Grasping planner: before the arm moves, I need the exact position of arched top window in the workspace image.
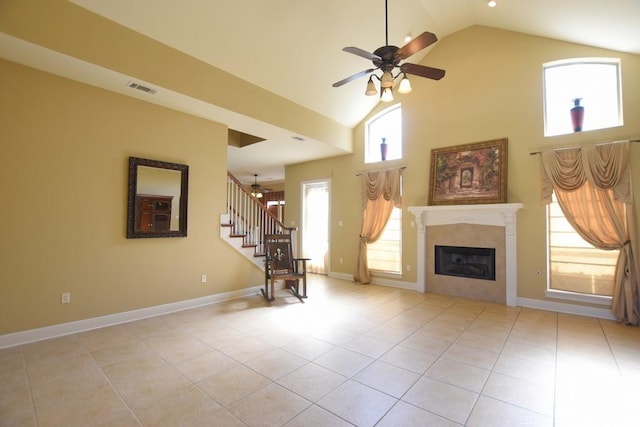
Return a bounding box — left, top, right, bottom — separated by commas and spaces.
365, 104, 402, 163
543, 58, 622, 136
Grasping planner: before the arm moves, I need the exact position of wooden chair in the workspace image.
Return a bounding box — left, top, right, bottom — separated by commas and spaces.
262, 233, 309, 302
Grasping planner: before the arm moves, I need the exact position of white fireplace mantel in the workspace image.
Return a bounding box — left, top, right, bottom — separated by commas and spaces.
408, 203, 523, 306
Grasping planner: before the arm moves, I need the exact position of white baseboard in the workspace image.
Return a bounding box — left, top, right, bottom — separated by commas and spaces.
370, 277, 417, 291
0, 284, 271, 349
328, 272, 355, 282
327, 271, 416, 291
517, 297, 616, 320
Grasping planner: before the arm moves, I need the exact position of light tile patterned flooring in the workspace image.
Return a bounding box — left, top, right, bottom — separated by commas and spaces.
2, 275, 639, 426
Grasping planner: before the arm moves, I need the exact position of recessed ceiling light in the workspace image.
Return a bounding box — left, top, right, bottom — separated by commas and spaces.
488, 1, 497, 7
404, 33, 412, 43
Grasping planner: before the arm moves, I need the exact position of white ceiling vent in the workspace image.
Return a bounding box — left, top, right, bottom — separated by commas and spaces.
126, 81, 157, 94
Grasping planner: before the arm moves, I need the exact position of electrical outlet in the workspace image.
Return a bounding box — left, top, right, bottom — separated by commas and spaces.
339, 257, 344, 264
201, 274, 207, 284
406, 264, 411, 272
61, 292, 71, 304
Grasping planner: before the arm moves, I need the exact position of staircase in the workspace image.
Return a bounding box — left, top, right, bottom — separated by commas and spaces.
220, 172, 297, 269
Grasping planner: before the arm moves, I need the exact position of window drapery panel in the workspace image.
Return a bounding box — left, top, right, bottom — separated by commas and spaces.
541, 142, 639, 325
356, 168, 403, 284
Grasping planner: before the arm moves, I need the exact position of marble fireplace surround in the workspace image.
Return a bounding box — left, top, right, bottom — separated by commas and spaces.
408, 203, 523, 306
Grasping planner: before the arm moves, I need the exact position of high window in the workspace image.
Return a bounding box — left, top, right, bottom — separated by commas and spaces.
547, 192, 618, 303
365, 104, 402, 163
543, 58, 622, 136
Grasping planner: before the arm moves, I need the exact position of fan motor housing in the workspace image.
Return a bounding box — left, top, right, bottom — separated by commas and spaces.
372, 45, 401, 71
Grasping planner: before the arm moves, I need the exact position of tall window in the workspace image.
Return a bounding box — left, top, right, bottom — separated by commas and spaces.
364, 104, 403, 273
365, 104, 402, 163
367, 206, 402, 274
543, 58, 622, 136
547, 192, 618, 300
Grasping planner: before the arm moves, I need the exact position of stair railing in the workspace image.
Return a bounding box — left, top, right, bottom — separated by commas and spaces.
226, 172, 297, 255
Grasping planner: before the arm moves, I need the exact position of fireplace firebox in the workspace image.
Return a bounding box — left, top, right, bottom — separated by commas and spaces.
435, 245, 496, 281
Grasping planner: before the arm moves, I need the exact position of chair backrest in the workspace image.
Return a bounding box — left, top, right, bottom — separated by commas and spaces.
264, 234, 294, 274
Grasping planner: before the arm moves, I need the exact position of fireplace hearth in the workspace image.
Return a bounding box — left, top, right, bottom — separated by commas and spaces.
435, 245, 496, 281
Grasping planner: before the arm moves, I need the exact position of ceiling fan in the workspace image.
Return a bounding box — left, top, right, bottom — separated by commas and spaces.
250, 174, 271, 198
332, 0, 445, 101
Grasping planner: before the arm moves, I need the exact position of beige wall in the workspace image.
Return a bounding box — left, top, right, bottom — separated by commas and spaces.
0, 60, 263, 335
287, 26, 640, 306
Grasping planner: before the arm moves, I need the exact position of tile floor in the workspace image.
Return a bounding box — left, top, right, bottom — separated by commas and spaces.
1, 275, 639, 426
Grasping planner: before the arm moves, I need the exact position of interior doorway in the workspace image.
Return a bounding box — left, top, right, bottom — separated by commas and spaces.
301, 180, 330, 274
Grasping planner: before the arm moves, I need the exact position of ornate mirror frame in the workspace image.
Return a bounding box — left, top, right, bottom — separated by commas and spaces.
127, 157, 189, 238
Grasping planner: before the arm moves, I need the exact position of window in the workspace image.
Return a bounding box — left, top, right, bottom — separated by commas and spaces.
367, 206, 402, 274
547, 193, 618, 301
365, 104, 402, 163
543, 58, 622, 136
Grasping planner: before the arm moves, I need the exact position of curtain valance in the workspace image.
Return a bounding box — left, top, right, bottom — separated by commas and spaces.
360, 168, 403, 208
541, 142, 631, 204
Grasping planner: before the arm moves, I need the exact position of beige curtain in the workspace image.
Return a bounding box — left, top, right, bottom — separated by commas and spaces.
541, 142, 640, 324
355, 168, 403, 284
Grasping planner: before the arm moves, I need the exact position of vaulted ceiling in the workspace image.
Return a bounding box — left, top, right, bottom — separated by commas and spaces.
3, 1, 639, 184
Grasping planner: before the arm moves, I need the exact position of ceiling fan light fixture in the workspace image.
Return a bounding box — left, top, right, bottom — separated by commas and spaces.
333, 0, 446, 102
365, 76, 378, 96
380, 71, 394, 88
380, 87, 394, 102
398, 73, 412, 94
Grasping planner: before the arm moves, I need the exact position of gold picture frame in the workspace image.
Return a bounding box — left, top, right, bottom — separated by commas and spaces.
428, 138, 508, 205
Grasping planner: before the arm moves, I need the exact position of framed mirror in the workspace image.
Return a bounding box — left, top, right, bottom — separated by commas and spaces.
127, 157, 189, 238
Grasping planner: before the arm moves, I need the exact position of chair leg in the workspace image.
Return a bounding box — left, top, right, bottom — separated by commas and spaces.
301, 276, 307, 298
260, 282, 271, 302
269, 278, 275, 301
285, 279, 306, 303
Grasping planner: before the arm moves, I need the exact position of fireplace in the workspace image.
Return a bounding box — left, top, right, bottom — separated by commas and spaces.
408, 203, 522, 306
435, 245, 496, 281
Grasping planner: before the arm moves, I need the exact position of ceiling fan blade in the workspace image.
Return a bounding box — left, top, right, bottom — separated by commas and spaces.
400, 63, 446, 80
396, 31, 438, 60
342, 47, 381, 61
332, 68, 376, 87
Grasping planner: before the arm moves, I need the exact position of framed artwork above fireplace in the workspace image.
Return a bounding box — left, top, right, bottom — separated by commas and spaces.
428, 138, 508, 205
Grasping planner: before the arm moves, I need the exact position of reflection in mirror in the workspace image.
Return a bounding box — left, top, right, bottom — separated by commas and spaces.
127, 157, 188, 238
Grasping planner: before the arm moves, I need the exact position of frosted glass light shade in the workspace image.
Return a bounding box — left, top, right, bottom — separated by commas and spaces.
365, 77, 378, 96
398, 75, 412, 94
380, 72, 394, 88
381, 87, 394, 102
